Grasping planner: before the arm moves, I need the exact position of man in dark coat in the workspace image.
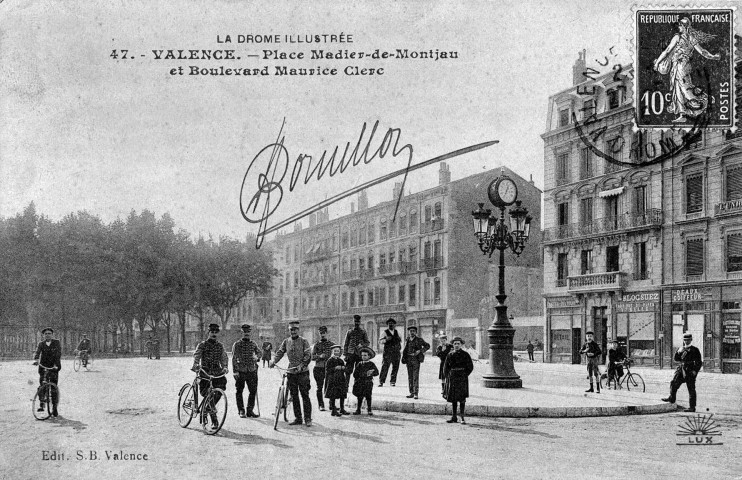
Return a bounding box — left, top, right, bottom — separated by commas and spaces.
401, 325, 430, 399
343, 314, 370, 391
526, 341, 535, 361
324, 345, 349, 416
311, 326, 335, 411
352, 347, 379, 415
579, 331, 602, 393
443, 336, 474, 424
662, 332, 703, 412
192, 323, 229, 430
379, 318, 402, 387
33, 327, 62, 417
435, 335, 453, 396
232, 324, 261, 418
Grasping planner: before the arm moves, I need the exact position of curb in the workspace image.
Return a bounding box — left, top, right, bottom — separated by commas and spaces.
372, 400, 681, 418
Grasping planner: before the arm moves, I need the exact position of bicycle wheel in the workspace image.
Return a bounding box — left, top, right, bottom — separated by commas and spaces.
273, 386, 284, 430
177, 384, 196, 428
73, 358, 81, 372
283, 387, 292, 422
202, 388, 227, 435
85, 355, 92, 369
32, 385, 52, 420
626, 373, 645, 393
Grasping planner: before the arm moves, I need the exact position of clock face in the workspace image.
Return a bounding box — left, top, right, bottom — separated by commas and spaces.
498, 178, 518, 205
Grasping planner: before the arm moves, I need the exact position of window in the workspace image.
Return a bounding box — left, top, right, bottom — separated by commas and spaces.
424, 205, 432, 223
606, 245, 619, 272
434, 277, 441, 304
423, 279, 431, 305
379, 287, 386, 305
580, 147, 593, 179
380, 218, 388, 240
359, 223, 366, 245
342, 230, 349, 249
389, 218, 397, 239
358, 290, 365, 306
350, 227, 357, 247
605, 196, 619, 229
434, 239, 442, 262
293, 297, 298, 316
409, 282, 417, 306
634, 242, 647, 280
379, 253, 386, 268
368, 222, 375, 243
285, 273, 291, 291
398, 248, 406, 263
359, 257, 365, 271
324, 294, 329, 308
581, 250, 592, 275
389, 248, 396, 264
686, 238, 704, 277
286, 246, 291, 264
424, 241, 432, 260
558, 202, 570, 226
728, 234, 742, 272
285, 298, 290, 316
368, 254, 374, 272
409, 246, 417, 265
350, 291, 356, 308
399, 213, 407, 235
607, 88, 620, 110
727, 166, 742, 201
556, 153, 569, 185
557, 253, 569, 286
389, 283, 396, 304
342, 257, 348, 272
580, 197, 593, 223
410, 210, 418, 233
332, 233, 337, 251
367, 289, 374, 306
294, 246, 299, 262
434, 202, 442, 219
686, 174, 703, 214
351, 257, 357, 271
582, 99, 594, 120
559, 108, 570, 128
398, 284, 406, 304
634, 186, 647, 214
605, 137, 622, 172
294, 272, 299, 288
332, 294, 337, 308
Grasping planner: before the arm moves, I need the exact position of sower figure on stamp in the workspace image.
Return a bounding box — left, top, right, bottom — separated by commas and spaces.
270, 321, 313, 427
443, 337, 474, 424
435, 334, 453, 396
401, 325, 430, 399
324, 344, 349, 416
312, 325, 335, 412
232, 324, 261, 418
662, 332, 703, 412
33, 327, 62, 417
579, 331, 602, 393
192, 323, 229, 431
378, 318, 402, 387
343, 314, 370, 392
352, 347, 379, 415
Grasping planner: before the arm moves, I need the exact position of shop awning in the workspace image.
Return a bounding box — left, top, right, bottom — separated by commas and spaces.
599, 186, 625, 198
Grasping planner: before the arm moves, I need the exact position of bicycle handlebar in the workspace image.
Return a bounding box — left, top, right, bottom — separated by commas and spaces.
34, 364, 57, 370
272, 365, 302, 373
197, 368, 226, 380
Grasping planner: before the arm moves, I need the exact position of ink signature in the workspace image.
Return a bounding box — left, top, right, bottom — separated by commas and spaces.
240, 119, 498, 248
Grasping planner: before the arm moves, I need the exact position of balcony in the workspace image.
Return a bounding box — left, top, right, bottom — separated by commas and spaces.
542, 209, 662, 244
567, 271, 627, 293
302, 274, 338, 289
304, 245, 335, 263
302, 307, 337, 318
349, 303, 407, 315
421, 256, 445, 270
343, 269, 373, 284
378, 261, 418, 277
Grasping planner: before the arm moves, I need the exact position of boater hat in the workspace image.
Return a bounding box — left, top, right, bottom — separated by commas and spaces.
41, 327, 53, 334
208, 323, 220, 333
451, 336, 464, 344
359, 346, 376, 360
330, 344, 342, 351
586, 331, 594, 335
683, 332, 693, 339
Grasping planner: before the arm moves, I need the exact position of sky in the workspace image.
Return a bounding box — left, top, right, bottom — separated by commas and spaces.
0, 0, 643, 240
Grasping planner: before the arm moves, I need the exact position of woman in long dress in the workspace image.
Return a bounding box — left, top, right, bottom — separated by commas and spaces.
443, 337, 474, 424
653, 17, 720, 123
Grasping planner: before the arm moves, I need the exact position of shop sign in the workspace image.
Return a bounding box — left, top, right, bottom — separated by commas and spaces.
715, 199, 742, 215
546, 297, 579, 309
723, 320, 741, 344
617, 292, 660, 313
672, 288, 709, 302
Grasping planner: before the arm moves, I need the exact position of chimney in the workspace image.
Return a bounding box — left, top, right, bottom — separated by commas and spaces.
351, 202, 356, 214
309, 213, 316, 228
529, 174, 535, 185
358, 190, 369, 211
294, 221, 302, 232
439, 162, 451, 185
572, 49, 586, 86
392, 182, 403, 201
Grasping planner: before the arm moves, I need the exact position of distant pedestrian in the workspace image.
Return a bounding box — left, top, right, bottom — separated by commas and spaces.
324, 345, 349, 416
527, 341, 535, 361
343, 315, 370, 390
352, 347, 379, 415
435, 335, 453, 396
443, 337, 474, 424
261, 339, 273, 368
579, 331, 602, 393
401, 326, 430, 399
312, 326, 335, 412
378, 318, 402, 387
146, 335, 153, 359
77, 334, 91, 368
270, 321, 313, 427
662, 332, 703, 412
232, 324, 261, 418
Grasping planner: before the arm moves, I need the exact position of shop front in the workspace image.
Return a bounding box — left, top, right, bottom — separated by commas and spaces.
721, 285, 742, 373
615, 291, 661, 366
663, 286, 720, 372
545, 296, 582, 364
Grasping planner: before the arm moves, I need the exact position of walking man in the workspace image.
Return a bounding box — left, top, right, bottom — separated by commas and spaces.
527, 341, 535, 362
379, 318, 402, 387
662, 332, 703, 412
401, 325, 430, 399
312, 325, 335, 412
270, 321, 313, 427
232, 324, 261, 418
33, 327, 62, 417
343, 315, 370, 389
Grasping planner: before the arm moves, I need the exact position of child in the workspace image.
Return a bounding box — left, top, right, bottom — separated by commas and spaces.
579, 331, 602, 393
443, 337, 474, 424
352, 346, 379, 415
324, 345, 349, 416
606, 339, 626, 389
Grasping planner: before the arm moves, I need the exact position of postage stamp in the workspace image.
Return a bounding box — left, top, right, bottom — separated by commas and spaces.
635, 7, 735, 129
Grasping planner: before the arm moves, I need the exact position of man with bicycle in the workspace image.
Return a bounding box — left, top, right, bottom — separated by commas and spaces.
33, 327, 62, 417
192, 323, 229, 429
232, 324, 261, 418
270, 321, 313, 427
77, 334, 91, 368
605, 339, 626, 389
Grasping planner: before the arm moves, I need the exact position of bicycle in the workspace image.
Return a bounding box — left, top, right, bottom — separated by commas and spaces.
272, 365, 297, 430
177, 369, 228, 435
601, 358, 645, 392
73, 350, 92, 371
32, 364, 60, 420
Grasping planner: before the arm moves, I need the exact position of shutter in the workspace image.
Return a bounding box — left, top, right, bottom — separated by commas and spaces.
686, 239, 704, 276
686, 175, 703, 213
728, 234, 742, 272
727, 167, 742, 200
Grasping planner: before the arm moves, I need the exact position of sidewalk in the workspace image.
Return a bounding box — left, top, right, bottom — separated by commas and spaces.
363, 357, 718, 418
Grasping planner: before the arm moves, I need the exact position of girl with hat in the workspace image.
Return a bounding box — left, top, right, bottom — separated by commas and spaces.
352, 346, 379, 415
443, 337, 474, 424
324, 345, 349, 416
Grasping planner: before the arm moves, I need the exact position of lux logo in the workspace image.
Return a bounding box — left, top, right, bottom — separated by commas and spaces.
676, 414, 723, 446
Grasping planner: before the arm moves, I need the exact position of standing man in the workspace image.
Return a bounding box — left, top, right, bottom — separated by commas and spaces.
192, 323, 229, 431
401, 325, 430, 399
379, 318, 402, 387
343, 315, 370, 389
33, 327, 62, 417
77, 333, 91, 368
662, 332, 703, 412
579, 331, 602, 393
526, 341, 535, 362
232, 324, 261, 418
312, 326, 335, 412
270, 321, 313, 427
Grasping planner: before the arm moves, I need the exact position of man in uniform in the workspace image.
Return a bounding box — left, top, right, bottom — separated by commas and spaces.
343, 314, 370, 389
579, 331, 602, 393
379, 318, 402, 387
192, 323, 229, 430
401, 325, 430, 399
232, 324, 261, 418
77, 333, 91, 367
311, 326, 334, 411
33, 327, 62, 417
270, 321, 313, 426
662, 332, 703, 412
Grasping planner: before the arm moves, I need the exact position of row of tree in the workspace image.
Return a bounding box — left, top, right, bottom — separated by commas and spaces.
0, 203, 275, 355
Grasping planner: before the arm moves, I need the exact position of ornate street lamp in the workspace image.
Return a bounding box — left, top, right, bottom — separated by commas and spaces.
471, 170, 532, 388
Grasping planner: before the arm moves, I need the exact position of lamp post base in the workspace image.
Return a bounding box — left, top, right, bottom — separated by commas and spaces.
482, 374, 522, 389
481, 300, 522, 389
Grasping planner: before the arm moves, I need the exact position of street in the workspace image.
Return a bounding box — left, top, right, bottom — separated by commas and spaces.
2, 356, 741, 480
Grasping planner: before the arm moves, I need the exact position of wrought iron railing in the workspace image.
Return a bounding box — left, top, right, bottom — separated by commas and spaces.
567, 271, 627, 292
542, 208, 662, 242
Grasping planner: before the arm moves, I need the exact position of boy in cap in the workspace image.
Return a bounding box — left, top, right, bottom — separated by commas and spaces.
33, 327, 62, 417
312, 326, 335, 411
232, 324, 261, 418
192, 323, 229, 430
324, 345, 349, 416
579, 331, 602, 393
352, 347, 379, 415
270, 321, 313, 426
401, 325, 430, 399
379, 318, 402, 387
662, 332, 703, 412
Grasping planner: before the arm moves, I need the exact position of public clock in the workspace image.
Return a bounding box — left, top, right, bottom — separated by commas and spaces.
487, 175, 518, 207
